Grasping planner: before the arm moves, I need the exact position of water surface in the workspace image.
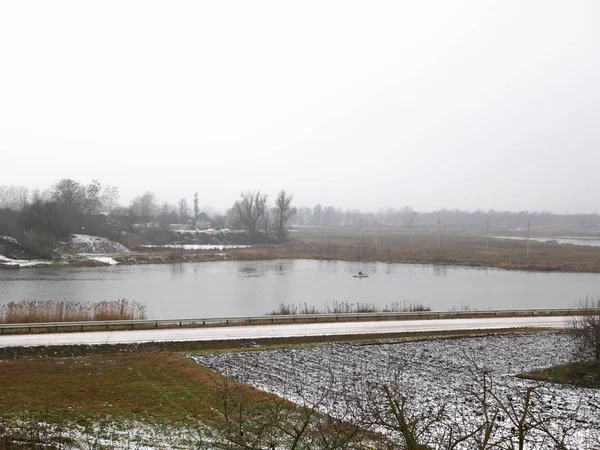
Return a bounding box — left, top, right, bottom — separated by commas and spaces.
0, 260, 598, 318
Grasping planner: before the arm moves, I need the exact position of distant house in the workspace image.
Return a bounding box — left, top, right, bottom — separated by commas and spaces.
195, 212, 214, 230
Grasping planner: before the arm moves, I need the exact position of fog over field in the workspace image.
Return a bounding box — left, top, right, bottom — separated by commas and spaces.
1, 1, 599, 214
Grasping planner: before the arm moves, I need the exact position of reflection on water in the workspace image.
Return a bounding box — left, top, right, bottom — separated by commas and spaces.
1, 259, 598, 319
171, 264, 186, 276
238, 261, 293, 277
433, 266, 447, 276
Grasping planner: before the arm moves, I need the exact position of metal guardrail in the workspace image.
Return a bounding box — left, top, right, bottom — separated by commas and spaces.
0, 308, 591, 334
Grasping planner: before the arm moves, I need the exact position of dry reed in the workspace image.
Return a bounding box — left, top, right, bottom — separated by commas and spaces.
0, 299, 147, 324
269, 300, 430, 315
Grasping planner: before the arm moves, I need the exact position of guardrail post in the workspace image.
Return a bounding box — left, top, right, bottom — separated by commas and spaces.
131, 324, 134, 330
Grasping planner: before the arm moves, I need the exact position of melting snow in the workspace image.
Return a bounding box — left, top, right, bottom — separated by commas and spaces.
85, 255, 119, 265
173, 228, 246, 235
190, 332, 600, 449
0, 254, 51, 268
142, 244, 249, 250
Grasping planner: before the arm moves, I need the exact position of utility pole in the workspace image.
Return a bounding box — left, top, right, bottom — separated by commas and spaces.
526, 221, 531, 258
409, 217, 414, 244
437, 218, 441, 249
485, 220, 490, 249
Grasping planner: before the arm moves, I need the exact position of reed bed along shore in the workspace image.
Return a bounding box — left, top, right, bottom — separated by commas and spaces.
269, 300, 430, 315
0, 299, 147, 324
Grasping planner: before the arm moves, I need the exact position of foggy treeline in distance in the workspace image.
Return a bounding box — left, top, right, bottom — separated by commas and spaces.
1, 178, 598, 258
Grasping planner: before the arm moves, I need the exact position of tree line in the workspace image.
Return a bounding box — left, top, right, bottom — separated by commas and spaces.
1, 178, 599, 250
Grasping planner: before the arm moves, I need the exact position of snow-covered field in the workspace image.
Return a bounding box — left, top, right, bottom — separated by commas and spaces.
189, 332, 600, 449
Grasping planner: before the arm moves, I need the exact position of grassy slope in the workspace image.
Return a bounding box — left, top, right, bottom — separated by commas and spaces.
519, 362, 600, 389
0, 350, 276, 426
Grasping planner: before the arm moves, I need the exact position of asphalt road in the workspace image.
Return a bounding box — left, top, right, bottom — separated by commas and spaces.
0, 316, 567, 348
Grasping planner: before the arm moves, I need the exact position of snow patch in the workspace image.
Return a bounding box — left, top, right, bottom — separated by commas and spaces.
173, 228, 246, 235
142, 244, 249, 250
0, 254, 51, 267
86, 256, 119, 265
58, 234, 129, 254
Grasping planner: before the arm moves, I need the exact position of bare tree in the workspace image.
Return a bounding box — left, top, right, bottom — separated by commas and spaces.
233, 190, 268, 234
274, 190, 297, 241
566, 297, 600, 364
313, 204, 322, 226
130, 191, 157, 217
84, 180, 102, 214
51, 178, 86, 213
178, 198, 189, 223
193, 192, 200, 227
101, 185, 120, 213
0, 185, 29, 210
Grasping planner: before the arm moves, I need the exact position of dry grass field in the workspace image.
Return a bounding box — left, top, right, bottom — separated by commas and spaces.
134, 228, 600, 273
282, 228, 600, 272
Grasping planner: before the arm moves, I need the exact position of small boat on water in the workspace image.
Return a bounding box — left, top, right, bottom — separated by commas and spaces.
353, 272, 369, 278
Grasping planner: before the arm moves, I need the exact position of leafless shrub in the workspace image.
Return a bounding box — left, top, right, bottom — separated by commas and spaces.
565, 297, 600, 364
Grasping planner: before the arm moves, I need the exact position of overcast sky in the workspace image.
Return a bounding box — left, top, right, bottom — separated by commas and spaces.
1, 1, 599, 213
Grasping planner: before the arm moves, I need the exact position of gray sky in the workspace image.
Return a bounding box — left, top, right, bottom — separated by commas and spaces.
1, 1, 599, 213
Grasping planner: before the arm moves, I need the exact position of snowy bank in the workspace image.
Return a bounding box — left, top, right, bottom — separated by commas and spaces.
57, 234, 129, 254
0, 254, 51, 268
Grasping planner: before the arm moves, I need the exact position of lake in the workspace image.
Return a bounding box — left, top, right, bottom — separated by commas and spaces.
0, 259, 598, 319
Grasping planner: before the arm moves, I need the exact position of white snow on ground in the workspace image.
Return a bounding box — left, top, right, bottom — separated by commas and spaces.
0, 316, 566, 348
173, 228, 246, 235
86, 255, 119, 265
0, 235, 18, 244
0, 254, 51, 268
190, 332, 600, 449
142, 244, 249, 250
2, 418, 213, 450
57, 234, 129, 254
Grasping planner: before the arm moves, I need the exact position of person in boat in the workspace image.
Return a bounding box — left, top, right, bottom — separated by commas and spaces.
358, 271, 363, 276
